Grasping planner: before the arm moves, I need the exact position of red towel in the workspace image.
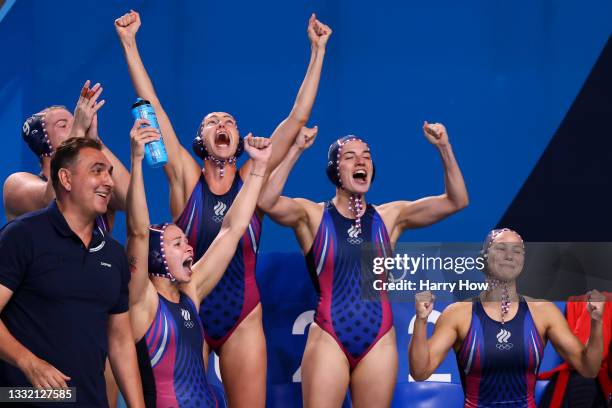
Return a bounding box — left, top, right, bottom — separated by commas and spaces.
537, 293, 612, 408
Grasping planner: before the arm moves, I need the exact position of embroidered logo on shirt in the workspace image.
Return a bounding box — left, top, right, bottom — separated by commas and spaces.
100, 262, 112, 268
213, 201, 227, 223
347, 224, 363, 245
181, 308, 195, 328
496, 328, 513, 350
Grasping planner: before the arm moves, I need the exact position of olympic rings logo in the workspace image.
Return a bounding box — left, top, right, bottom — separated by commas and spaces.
212, 215, 224, 223
184, 321, 195, 329
496, 342, 513, 351
347, 237, 363, 245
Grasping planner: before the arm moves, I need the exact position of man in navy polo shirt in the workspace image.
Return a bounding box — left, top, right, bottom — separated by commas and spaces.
0, 137, 144, 407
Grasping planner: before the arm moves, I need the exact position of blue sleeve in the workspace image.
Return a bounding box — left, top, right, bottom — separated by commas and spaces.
110, 249, 131, 314
0, 220, 32, 292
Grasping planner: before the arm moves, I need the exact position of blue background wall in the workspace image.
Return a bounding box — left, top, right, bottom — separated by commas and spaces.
1, 1, 610, 406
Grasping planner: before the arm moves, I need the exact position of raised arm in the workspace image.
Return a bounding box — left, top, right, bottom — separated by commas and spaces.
542, 292, 605, 378
125, 118, 161, 339
241, 14, 331, 177
69, 80, 130, 214
185, 136, 272, 303
409, 291, 462, 381
87, 114, 130, 212
3, 80, 116, 222
379, 122, 468, 240
257, 126, 320, 252
115, 11, 200, 207
258, 127, 314, 226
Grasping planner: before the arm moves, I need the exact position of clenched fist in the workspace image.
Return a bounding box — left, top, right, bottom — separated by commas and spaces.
423, 121, 449, 147
415, 291, 435, 320
115, 10, 141, 43
308, 13, 332, 50
244, 135, 272, 165
586, 289, 606, 322
294, 126, 318, 151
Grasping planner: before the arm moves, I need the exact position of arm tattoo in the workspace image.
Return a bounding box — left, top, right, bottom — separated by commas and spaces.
128, 256, 138, 274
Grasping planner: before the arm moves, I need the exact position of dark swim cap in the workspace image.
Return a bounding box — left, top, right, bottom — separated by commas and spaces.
22, 106, 70, 158
22, 112, 53, 158
148, 223, 176, 281
326, 135, 376, 188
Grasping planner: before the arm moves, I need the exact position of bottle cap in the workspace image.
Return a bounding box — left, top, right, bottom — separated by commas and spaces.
131, 98, 151, 109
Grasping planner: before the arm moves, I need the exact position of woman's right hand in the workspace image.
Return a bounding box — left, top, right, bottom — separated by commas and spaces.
70, 80, 105, 138
130, 119, 160, 162
415, 291, 435, 320
307, 13, 332, 50
294, 126, 318, 151
115, 10, 141, 43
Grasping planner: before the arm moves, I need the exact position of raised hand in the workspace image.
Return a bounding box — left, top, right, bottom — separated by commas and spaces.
114, 10, 141, 42
586, 289, 605, 321
423, 121, 449, 147
19, 355, 71, 389
307, 13, 332, 50
86, 113, 99, 141
70, 80, 105, 138
294, 125, 318, 150
415, 291, 435, 320
130, 118, 160, 162
244, 134, 272, 166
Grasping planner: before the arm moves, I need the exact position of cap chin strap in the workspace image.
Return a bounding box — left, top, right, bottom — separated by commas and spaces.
484, 278, 511, 325
149, 271, 176, 281
483, 228, 525, 324
204, 155, 237, 177
335, 137, 369, 237
148, 223, 176, 282
347, 192, 364, 236
483, 228, 524, 325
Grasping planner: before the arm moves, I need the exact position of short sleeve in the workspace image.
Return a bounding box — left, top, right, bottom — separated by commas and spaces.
0, 220, 33, 292
110, 249, 131, 314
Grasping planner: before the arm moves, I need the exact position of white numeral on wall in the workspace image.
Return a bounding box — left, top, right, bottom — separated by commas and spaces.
292, 310, 315, 382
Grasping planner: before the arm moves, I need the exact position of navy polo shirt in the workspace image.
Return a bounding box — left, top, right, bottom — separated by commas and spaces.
0, 201, 130, 407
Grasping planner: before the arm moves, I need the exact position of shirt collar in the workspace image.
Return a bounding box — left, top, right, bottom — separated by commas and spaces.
47, 201, 106, 249
47, 200, 74, 237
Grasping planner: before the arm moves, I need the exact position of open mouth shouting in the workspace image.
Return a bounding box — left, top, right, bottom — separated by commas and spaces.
182, 256, 193, 276
214, 130, 231, 149
352, 169, 368, 185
